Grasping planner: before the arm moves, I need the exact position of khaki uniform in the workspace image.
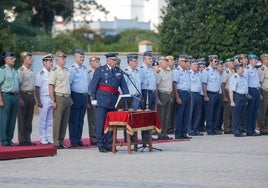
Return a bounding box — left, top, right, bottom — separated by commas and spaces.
87, 69, 96, 143
17, 65, 36, 144
0, 64, 19, 146
156, 68, 173, 136
221, 68, 234, 133
257, 65, 268, 134
48, 65, 71, 146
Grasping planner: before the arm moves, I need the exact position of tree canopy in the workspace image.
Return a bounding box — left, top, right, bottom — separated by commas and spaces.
159, 0, 268, 59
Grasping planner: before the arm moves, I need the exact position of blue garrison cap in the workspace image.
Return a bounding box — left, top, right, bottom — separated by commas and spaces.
247, 54, 259, 60
2, 52, 15, 58
197, 58, 206, 66
116, 58, 121, 65
234, 63, 243, 69
75, 48, 84, 55
178, 54, 188, 61
208, 54, 218, 61
143, 50, 152, 57
127, 53, 138, 60
105, 52, 119, 59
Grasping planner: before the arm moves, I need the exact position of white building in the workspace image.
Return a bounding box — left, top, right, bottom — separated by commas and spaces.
52, 0, 166, 36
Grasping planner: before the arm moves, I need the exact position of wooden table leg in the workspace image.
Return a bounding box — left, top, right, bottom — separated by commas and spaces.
112, 126, 117, 153
134, 132, 138, 151
127, 131, 131, 154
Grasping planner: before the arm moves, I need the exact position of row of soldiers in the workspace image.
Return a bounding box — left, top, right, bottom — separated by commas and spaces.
0, 50, 267, 152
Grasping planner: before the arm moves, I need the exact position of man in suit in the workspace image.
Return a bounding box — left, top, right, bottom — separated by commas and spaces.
90, 52, 129, 153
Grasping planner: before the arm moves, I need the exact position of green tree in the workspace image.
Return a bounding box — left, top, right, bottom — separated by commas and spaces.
159, 0, 268, 59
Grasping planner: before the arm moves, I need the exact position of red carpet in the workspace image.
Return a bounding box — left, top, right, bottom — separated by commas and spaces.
0, 137, 188, 160
0, 143, 56, 160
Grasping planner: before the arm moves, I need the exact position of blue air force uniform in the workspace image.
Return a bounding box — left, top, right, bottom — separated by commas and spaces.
188, 70, 202, 135
172, 65, 191, 138
243, 55, 261, 136
90, 52, 129, 152
202, 65, 222, 134
124, 66, 142, 96
68, 49, 89, 147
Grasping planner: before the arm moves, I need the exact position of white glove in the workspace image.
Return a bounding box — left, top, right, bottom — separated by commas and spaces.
91, 100, 97, 106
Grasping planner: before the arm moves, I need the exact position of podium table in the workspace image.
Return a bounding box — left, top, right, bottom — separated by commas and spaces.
104, 111, 162, 154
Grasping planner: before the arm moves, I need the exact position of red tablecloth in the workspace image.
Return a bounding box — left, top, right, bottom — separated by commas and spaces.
104, 111, 162, 135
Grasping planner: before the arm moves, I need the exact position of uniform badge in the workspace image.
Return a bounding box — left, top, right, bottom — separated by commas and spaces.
51, 67, 57, 71
226, 70, 229, 73
234, 75, 237, 78
19, 67, 24, 71
157, 70, 160, 73
40, 70, 44, 75
261, 67, 264, 71
206, 68, 209, 71
88, 70, 92, 74
140, 66, 144, 68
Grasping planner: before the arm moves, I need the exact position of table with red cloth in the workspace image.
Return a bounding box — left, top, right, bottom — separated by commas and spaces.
104, 111, 162, 153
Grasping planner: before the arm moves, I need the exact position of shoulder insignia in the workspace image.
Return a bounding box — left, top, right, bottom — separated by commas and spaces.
176, 67, 180, 70
51, 67, 57, 71
124, 68, 128, 71
71, 65, 75, 68
0, 65, 4, 69
140, 66, 144, 68
157, 70, 161, 73
226, 70, 229, 73
206, 68, 209, 71
261, 66, 265, 71
40, 70, 44, 75
88, 70, 92, 74
19, 67, 24, 71
64, 67, 69, 71
234, 75, 237, 78
247, 67, 250, 69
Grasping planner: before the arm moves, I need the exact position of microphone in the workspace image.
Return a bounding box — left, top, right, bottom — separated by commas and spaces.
120, 69, 131, 77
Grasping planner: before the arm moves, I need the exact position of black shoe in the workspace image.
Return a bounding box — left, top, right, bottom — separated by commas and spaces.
90, 141, 97, 145
19, 141, 28, 146
247, 132, 261, 136
188, 133, 196, 136
195, 132, 204, 136
1, 143, 13, 146
183, 135, 192, 139
56, 145, 64, 149
234, 134, 244, 137
78, 141, 88, 147
260, 132, 268, 135
98, 147, 108, 153
158, 135, 171, 140
207, 132, 214, 135
27, 142, 36, 146
60, 143, 69, 149
71, 143, 80, 147
9, 142, 16, 146
224, 131, 232, 134
214, 131, 222, 135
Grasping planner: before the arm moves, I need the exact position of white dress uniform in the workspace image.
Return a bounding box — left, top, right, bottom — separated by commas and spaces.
35, 67, 53, 144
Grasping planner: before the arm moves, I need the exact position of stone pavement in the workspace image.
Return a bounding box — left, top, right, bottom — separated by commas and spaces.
0, 114, 268, 188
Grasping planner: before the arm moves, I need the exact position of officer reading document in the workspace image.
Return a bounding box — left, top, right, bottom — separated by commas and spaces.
90, 52, 129, 153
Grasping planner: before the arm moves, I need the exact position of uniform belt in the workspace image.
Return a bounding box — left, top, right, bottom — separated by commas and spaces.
142, 89, 155, 93
233, 92, 247, 96
249, 87, 259, 90
71, 91, 88, 95
191, 91, 200, 94
21, 91, 33, 95
98, 85, 120, 96
207, 90, 219, 94
2, 92, 17, 96
158, 90, 172, 94
55, 93, 70, 97
178, 89, 190, 93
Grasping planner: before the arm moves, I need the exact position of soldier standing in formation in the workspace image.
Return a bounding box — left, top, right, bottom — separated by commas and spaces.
68, 49, 89, 147
221, 58, 235, 134
49, 51, 72, 149
35, 54, 54, 144
0, 52, 19, 146
155, 56, 173, 140
17, 52, 36, 146
257, 54, 268, 135
87, 56, 101, 145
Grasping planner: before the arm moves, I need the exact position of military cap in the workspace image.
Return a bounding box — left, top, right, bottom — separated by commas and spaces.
116, 58, 121, 65
143, 50, 152, 57
2, 52, 15, 58
256, 61, 262, 68
152, 61, 159, 66
166, 55, 174, 61
189, 58, 196, 63
42, 54, 54, 61
238, 54, 247, 60
55, 51, 67, 58
197, 58, 206, 66
75, 48, 84, 55
234, 63, 244, 69
208, 55, 218, 61
127, 53, 138, 60
178, 54, 188, 61
225, 57, 234, 63
89, 56, 100, 61
219, 60, 224, 65
105, 52, 119, 60
20, 51, 32, 58
260, 53, 268, 61
247, 54, 259, 60
158, 56, 168, 61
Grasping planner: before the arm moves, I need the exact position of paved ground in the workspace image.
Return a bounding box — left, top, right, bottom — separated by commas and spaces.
1, 114, 268, 188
